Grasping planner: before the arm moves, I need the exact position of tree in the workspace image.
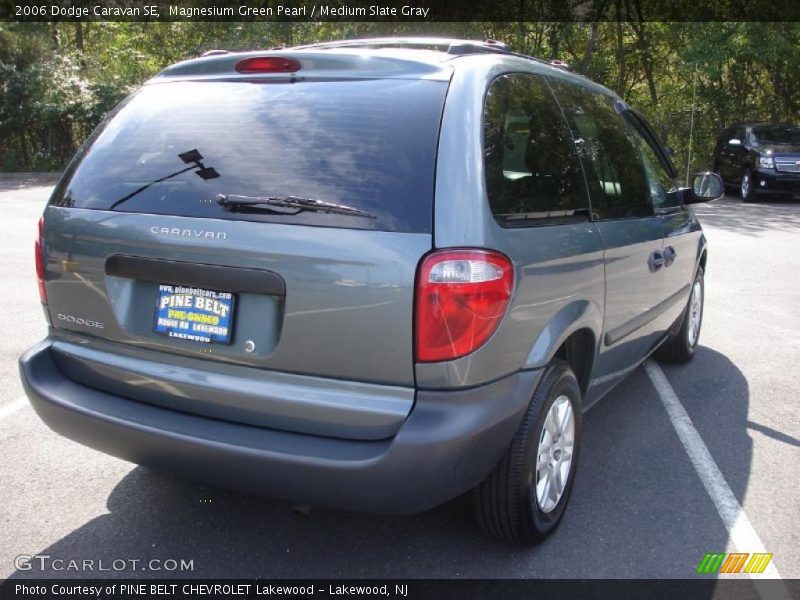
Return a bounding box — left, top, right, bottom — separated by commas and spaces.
1, 21, 798, 173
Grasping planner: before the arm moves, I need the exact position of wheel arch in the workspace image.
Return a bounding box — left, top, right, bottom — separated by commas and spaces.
552, 329, 596, 397
697, 234, 708, 276
524, 300, 602, 397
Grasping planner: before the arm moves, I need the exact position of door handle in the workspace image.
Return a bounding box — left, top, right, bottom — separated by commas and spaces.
648, 250, 665, 272
663, 246, 677, 267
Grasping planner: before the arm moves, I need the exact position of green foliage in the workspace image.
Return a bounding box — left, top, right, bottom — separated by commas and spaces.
1, 21, 798, 175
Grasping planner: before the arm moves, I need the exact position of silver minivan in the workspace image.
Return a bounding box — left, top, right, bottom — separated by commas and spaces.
20, 38, 723, 544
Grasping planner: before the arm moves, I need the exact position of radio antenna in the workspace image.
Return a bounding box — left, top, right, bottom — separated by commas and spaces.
686, 65, 698, 187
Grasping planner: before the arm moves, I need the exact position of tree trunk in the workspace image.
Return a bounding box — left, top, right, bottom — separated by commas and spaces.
629, 1, 658, 105
579, 22, 601, 73
614, 2, 627, 97
75, 22, 84, 51
19, 130, 31, 170
549, 24, 561, 60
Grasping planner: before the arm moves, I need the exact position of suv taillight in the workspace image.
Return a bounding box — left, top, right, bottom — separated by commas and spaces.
35, 216, 47, 304
415, 250, 514, 362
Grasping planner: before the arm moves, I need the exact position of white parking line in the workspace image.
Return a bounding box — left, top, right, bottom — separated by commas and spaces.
644, 361, 791, 596
0, 397, 29, 421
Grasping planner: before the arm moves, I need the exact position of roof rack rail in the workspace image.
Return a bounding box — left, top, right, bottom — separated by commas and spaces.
444, 39, 511, 55
290, 37, 471, 52
288, 37, 572, 71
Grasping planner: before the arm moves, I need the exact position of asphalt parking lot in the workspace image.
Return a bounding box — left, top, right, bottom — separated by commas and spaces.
1, 179, 798, 582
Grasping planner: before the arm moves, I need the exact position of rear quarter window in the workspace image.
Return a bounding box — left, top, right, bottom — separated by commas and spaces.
51, 79, 448, 234
482, 73, 591, 226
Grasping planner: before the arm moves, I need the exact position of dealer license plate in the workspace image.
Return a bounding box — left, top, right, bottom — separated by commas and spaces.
154, 284, 235, 344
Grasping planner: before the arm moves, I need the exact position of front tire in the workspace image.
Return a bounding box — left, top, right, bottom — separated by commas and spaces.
474, 360, 582, 545
655, 266, 704, 364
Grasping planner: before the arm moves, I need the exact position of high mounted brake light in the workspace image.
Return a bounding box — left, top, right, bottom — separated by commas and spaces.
415, 249, 514, 362
234, 56, 301, 74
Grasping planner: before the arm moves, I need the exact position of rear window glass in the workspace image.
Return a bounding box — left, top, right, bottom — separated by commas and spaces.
51, 79, 448, 233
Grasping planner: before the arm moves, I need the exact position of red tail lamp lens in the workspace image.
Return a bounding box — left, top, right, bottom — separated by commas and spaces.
415, 250, 514, 362
35, 216, 47, 304
234, 57, 301, 74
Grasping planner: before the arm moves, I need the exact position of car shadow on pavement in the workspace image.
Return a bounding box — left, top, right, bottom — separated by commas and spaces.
745, 420, 800, 448
8, 349, 755, 583
657, 346, 754, 508
693, 195, 800, 235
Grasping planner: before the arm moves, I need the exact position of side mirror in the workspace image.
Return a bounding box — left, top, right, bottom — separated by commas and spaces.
687, 172, 724, 204
728, 138, 742, 146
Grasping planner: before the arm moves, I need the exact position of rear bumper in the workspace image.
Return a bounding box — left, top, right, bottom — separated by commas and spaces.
19, 339, 540, 514
48, 334, 414, 441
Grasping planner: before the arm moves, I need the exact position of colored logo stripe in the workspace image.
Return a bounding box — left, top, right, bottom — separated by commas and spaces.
720, 553, 748, 573
696, 552, 773, 574
744, 553, 773, 574
697, 553, 726, 574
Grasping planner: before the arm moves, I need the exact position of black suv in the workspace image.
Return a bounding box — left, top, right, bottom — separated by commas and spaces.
713, 123, 800, 201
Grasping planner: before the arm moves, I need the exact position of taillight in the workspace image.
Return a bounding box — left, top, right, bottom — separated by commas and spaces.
35, 216, 47, 304
234, 56, 301, 74
415, 250, 514, 362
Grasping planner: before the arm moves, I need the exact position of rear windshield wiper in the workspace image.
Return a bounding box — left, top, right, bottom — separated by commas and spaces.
216, 194, 376, 219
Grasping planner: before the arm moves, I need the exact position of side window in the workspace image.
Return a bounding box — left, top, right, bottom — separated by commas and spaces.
625, 118, 680, 209
483, 73, 590, 225
549, 80, 653, 220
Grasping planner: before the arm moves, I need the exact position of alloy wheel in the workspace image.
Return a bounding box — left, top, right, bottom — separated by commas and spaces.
687, 280, 703, 347
535, 395, 575, 513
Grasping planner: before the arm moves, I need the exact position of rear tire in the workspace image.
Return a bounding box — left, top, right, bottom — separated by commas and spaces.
474, 359, 582, 545
740, 169, 755, 202
655, 267, 704, 364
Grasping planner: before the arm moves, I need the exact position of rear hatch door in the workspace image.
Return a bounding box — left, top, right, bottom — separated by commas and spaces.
43, 52, 449, 392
